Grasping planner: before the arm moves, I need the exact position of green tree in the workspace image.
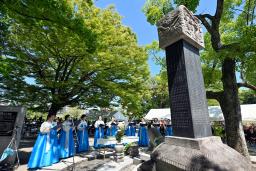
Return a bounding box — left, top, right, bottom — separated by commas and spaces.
0, 1, 149, 116
143, 0, 256, 158
61, 107, 84, 119
144, 41, 169, 110
240, 90, 256, 104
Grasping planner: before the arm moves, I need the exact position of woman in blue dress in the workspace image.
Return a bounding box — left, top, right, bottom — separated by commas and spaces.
93, 116, 105, 148
50, 120, 61, 164
105, 117, 110, 136
77, 114, 89, 153
59, 115, 75, 158
28, 114, 56, 169
165, 119, 173, 136
109, 117, 118, 136
125, 119, 136, 136
152, 118, 160, 133
138, 118, 149, 147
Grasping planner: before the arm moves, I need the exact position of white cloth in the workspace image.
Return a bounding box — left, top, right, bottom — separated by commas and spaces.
51, 122, 57, 128
107, 121, 117, 127
40, 122, 52, 133
78, 120, 87, 145
39, 121, 52, 152
77, 120, 87, 131
62, 121, 72, 150
94, 120, 105, 128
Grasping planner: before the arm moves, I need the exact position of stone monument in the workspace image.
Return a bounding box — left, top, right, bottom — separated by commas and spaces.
143, 5, 253, 171
0, 106, 25, 166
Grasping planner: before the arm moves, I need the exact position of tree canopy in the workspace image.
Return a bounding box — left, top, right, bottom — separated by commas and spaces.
0, 1, 149, 115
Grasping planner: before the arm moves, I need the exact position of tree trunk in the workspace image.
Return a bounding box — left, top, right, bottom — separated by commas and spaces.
219, 58, 250, 159
48, 103, 61, 115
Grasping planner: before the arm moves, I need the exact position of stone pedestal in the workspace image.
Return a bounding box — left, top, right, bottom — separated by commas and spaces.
152, 136, 253, 171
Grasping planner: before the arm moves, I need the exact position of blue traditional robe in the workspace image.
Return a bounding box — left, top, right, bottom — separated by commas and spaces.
109, 122, 118, 136
50, 122, 59, 163
93, 120, 105, 148
125, 122, 136, 136
165, 125, 173, 136
28, 122, 55, 169
138, 122, 149, 147
59, 121, 74, 158
77, 120, 89, 153
105, 125, 110, 136
153, 123, 160, 133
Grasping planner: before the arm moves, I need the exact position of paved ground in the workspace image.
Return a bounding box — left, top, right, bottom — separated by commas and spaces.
13, 138, 256, 170
15, 138, 137, 171
74, 156, 135, 171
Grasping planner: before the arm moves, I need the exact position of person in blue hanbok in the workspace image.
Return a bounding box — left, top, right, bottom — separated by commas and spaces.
109, 117, 118, 136
165, 119, 173, 136
93, 116, 105, 148
77, 114, 89, 153
138, 118, 149, 147
104, 117, 110, 136
50, 121, 61, 164
152, 118, 160, 133
59, 115, 75, 159
125, 119, 136, 136
28, 114, 56, 169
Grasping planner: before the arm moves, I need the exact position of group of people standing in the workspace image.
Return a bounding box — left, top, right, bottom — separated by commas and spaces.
93, 116, 119, 148
28, 114, 89, 169
27, 114, 173, 169
137, 118, 173, 147
28, 114, 122, 169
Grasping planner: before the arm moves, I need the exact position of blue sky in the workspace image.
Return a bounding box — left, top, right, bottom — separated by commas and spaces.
95, 0, 217, 75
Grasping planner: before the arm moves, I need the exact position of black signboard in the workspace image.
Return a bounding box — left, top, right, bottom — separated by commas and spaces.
0, 111, 18, 136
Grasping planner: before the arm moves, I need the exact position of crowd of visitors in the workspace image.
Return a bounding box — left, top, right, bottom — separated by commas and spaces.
211, 122, 256, 146
244, 125, 256, 145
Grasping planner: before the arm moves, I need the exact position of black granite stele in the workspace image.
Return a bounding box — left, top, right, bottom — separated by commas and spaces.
166, 39, 212, 138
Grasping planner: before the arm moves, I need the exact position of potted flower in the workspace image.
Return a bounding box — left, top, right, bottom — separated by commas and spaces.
124, 142, 139, 157
115, 128, 124, 153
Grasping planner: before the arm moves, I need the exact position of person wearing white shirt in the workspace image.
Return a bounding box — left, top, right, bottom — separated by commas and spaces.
93, 116, 105, 148
28, 114, 56, 169
59, 115, 75, 158
77, 114, 89, 152
138, 118, 149, 147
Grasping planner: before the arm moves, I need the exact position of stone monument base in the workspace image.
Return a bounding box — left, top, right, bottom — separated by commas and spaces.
149, 136, 253, 171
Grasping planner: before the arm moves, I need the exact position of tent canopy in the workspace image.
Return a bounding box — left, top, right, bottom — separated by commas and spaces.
145, 104, 256, 121
113, 111, 128, 122
144, 108, 171, 120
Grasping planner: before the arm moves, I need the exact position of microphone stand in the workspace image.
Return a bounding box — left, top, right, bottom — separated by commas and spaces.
71, 118, 79, 171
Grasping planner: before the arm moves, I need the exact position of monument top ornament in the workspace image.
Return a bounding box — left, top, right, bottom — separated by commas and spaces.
157, 5, 204, 50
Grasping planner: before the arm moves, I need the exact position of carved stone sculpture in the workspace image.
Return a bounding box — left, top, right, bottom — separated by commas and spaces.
157, 5, 204, 50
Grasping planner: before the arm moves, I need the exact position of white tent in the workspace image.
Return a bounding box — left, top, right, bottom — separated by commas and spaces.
208, 104, 256, 121
145, 104, 256, 121
113, 111, 128, 122
144, 108, 171, 120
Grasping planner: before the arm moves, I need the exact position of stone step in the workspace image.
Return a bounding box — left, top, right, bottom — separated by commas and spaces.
40, 156, 88, 171
139, 152, 150, 161
133, 157, 143, 165
250, 156, 256, 164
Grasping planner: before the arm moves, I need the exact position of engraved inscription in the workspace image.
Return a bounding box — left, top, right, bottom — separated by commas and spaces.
165, 40, 211, 138
0, 111, 18, 136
